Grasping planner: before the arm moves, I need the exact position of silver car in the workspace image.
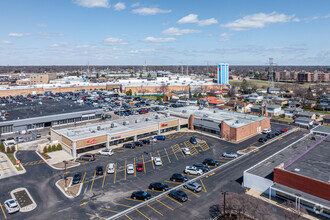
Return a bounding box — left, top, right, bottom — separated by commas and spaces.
4, 199, 20, 214
222, 152, 238, 158
184, 181, 202, 193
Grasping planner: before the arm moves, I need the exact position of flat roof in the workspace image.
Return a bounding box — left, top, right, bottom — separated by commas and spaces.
162, 106, 268, 128
313, 125, 330, 134
55, 113, 182, 141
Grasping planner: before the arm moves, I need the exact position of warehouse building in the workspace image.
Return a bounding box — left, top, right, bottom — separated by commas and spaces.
243, 127, 330, 218
51, 113, 188, 158
161, 106, 270, 142
0, 99, 103, 135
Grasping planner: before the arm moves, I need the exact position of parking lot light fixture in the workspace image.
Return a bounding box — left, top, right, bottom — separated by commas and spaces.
63, 160, 68, 189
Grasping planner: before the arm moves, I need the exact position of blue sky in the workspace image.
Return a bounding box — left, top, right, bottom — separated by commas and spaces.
0, 0, 329, 65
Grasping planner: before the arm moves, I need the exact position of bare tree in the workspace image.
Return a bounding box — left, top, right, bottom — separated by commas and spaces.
227, 85, 237, 98
283, 201, 308, 220
159, 83, 169, 96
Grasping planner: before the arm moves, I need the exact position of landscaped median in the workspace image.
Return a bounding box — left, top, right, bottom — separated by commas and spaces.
0, 142, 24, 172
56, 177, 83, 199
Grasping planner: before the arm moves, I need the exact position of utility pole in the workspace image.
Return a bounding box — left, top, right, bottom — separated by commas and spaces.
222, 191, 227, 217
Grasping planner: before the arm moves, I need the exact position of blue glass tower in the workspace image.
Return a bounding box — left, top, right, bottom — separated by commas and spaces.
217, 63, 229, 85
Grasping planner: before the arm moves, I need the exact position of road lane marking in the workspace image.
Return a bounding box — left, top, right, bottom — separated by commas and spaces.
164, 148, 171, 163
81, 172, 86, 183
200, 179, 207, 192
80, 202, 88, 206
142, 154, 146, 173
125, 214, 132, 220
156, 200, 173, 211
135, 209, 150, 220
166, 196, 183, 206
102, 166, 107, 188
100, 208, 120, 213
0, 203, 7, 219
171, 146, 178, 160
86, 213, 107, 219
147, 204, 163, 216
150, 152, 155, 169
90, 170, 96, 192
114, 163, 117, 184
114, 203, 132, 208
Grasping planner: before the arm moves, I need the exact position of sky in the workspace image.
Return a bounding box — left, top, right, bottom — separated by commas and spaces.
0, 0, 329, 66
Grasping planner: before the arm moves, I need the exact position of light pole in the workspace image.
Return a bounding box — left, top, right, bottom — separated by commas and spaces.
221, 191, 228, 218
63, 160, 68, 189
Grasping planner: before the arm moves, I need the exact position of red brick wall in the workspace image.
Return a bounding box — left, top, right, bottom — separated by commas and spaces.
274, 168, 330, 201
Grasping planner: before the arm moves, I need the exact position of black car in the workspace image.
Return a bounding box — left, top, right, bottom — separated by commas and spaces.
148, 182, 169, 191
258, 137, 267, 143
95, 166, 104, 175
202, 158, 219, 167
275, 131, 282, 136
72, 172, 82, 184
266, 133, 275, 139
192, 163, 210, 172
141, 139, 150, 144
134, 141, 143, 147
170, 173, 188, 182
123, 143, 136, 149
190, 137, 197, 145
168, 190, 188, 202
131, 191, 151, 201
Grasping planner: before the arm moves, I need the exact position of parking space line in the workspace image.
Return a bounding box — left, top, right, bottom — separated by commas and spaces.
102, 166, 107, 188
114, 163, 117, 184
166, 195, 183, 206
136, 209, 150, 220
125, 214, 132, 220
124, 198, 144, 202
114, 203, 132, 208
81, 172, 86, 183
124, 160, 127, 180
147, 189, 164, 193
180, 147, 185, 158
147, 204, 163, 216
134, 157, 136, 177
90, 170, 96, 192
86, 213, 107, 219
164, 180, 182, 184
0, 203, 7, 219
164, 148, 171, 163
157, 151, 163, 166
200, 179, 207, 192
150, 152, 155, 169
181, 187, 200, 197
142, 154, 146, 173
100, 208, 120, 213
171, 146, 178, 160
156, 199, 174, 211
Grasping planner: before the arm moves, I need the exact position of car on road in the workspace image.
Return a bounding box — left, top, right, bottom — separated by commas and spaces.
107, 163, 115, 174
192, 163, 210, 173
170, 173, 188, 182
154, 135, 166, 141
262, 129, 271, 134
4, 199, 20, 214
190, 136, 197, 144
266, 133, 276, 139
95, 166, 104, 175
202, 158, 219, 167
98, 149, 113, 156
136, 163, 143, 172
153, 157, 162, 166
127, 164, 134, 174
184, 181, 202, 193
281, 128, 288, 133
123, 143, 136, 149
182, 147, 191, 155
222, 152, 238, 158
72, 172, 82, 184
275, 131, 282, 136
148, 182, 169, 191
80, 154, 95, 161
184, 166, 203, 175
131, 191, 151, 201
134, 141, 143, 147
168, 190, 188, 202
258, 137, 268, 143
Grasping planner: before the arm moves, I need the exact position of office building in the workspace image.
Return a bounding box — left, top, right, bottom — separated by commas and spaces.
217, 63, 229, 85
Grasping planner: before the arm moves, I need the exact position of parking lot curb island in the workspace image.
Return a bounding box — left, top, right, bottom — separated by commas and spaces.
55, 177, 82, 199
10, 188, 37, 212
13, 151, 26, 174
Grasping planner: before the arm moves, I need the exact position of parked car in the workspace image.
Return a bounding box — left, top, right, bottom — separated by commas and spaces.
266, 133, 275, 139
154, 135, 166, 141
136, 163, 143, 172
134, 141, 143, 147
80, 154, 95, 161
123, 143, 136, 149
192, 163, 210, 172
275, 131, 282, 136
141, 138, 156, 144
72, 172, 82, 184
182, 148, 191, 155
127, 164, 134, 174
153, 157, 162, 166
202, 158, 219, 166
222, 152, 238, 158
190, 136, 197, 144
184, 181, 202, 193
107, 163, 115, 174
4, 199, 20, 214
170, 173, 188, 182
258, 137, 268, 143
168, 190, 188, 202
280, 128, 288, 133
95, 166, 104, 175
16, 136, 24, 143
98, 149, 113, 156
35, 132, 41, 138
131, 191, 151, 201
148, 182, 169, 191
6, 137, 14, 141
184, 166, 203, 175
262, 129, 271, 134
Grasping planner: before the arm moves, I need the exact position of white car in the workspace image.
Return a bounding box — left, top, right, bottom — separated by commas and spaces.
4, 199, 20, 214
107, 163, 115, 174
262, 129, 271, 134
98, 149, 113, 156
182, 148, 191, 155
184, 166, 203, 175
127, 164, 134, 175
222, 152, 238, 158
153, 157, 162, 166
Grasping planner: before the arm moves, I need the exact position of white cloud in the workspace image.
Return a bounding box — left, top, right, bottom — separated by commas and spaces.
219, 33, 232, 42
38, 32, 64, 38
114, 2, 126, 11
293, 18, 300, 22
325, 14, 330, 18
0, 41, 13, 45
131, 2, 139, 8
143, 37, 176, 43
177, 14, 218, 26
132, 7, 171, 16
162, 27, 201, 36
221, 12, 296, 31
102, 37, 128, 45
50, 42, 70, 47
128, 49, 156, 54
73, 0, 110, 8
8, 33, 30, 37
37, 23, 48, 28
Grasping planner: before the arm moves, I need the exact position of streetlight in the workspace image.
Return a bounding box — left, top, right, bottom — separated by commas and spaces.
63, 160, 68, 190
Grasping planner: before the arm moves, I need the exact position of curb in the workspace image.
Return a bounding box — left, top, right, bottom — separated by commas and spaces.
10, 187, 37, 212
55, 177, 82, 199
13, 151, 26, 174
35, 150, 80, 170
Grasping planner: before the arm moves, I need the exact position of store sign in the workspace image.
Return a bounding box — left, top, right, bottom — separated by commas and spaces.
111, 136, 121, 140
86, 139, 97, 145
161, 124, 168, 127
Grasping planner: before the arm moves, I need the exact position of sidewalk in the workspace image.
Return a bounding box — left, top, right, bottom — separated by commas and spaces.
0, 152, 19, 179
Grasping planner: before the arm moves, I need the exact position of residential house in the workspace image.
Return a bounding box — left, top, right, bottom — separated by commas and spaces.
284, 107, 304, 118
269, 88, 286, 94
323, 114, 330, 126
248, 93, 263, 103
250, 104, 282, 117
272, 97, 288, 106
296, 111, 316, 119
227, 101, 253, 113
294, 118, 314, 127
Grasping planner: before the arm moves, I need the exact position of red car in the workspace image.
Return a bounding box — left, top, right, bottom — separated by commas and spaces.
280, 128, 288, 133
136, 163, 143, 172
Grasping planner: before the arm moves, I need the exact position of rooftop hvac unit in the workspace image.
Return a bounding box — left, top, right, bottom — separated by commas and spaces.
135, 119, 140, 123
235, 120, 239, 124
97, 126, 101, 131
182, 110, 187, 113
145, 117, 150, 121
155, 115, 159, 119
213, 110, 217, 113
123, 121, 129, 125
111, 123, 115, 128
166, 113, 170, 117
199, 106, 204, 110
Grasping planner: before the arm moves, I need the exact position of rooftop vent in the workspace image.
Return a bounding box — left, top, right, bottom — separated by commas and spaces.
182, 110, 187, 113
97, 126, 101, 131
135, 119, 140, 123
123, 121, 129, 125
155, 115, 160, 119
165, 113, 170, 117
145, 117, 150, 121
213, 110, 217, 113
294, 168, 300, 172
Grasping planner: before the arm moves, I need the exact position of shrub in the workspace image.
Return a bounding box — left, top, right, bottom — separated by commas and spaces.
43, 146, 48, 153
48, 146, 52, 152
51, 145, 56, 152
56, 144, 62, 151
0, 142, 5, 152
10, 146, 15, 153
